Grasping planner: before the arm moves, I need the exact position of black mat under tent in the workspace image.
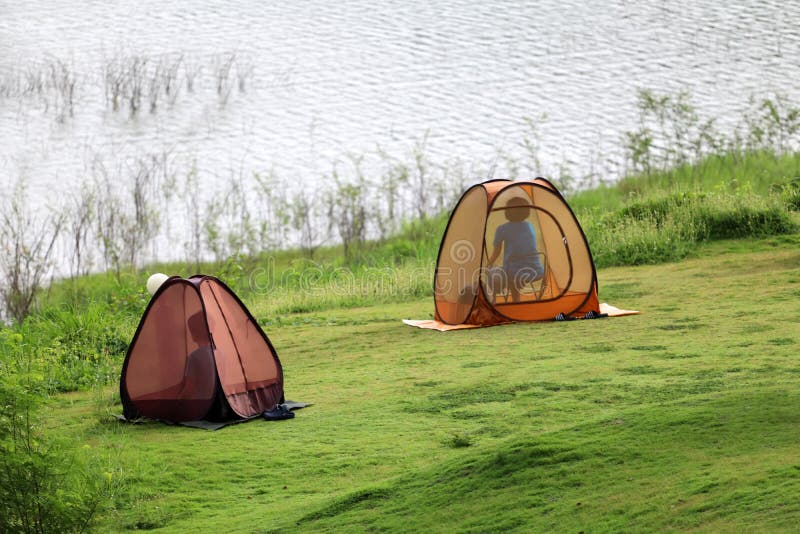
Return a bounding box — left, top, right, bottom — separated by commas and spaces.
116, 401, 312, 431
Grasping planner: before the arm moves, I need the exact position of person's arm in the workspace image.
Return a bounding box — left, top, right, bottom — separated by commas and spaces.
487, 244, 501, 265
488, 226, 503, 265
527, 221, 538, 251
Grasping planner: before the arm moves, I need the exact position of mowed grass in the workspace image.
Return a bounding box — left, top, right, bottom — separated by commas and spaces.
52, 235, 800, 532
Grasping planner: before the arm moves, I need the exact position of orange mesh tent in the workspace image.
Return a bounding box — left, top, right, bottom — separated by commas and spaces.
433, 178, 600, 327
120, 275, 283, 423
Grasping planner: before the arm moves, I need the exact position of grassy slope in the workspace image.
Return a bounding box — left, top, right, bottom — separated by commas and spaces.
54, 234, 800, 532
569, 150, 800, 212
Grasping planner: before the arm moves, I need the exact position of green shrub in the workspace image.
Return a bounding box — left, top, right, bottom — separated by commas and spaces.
585, 190, 796, 267
699, 197, 796, 239
443, 431, 474, 448
0, 331, 117, 533
18, 303, 132, 393
588, 212, 702, 267
773, 177, 800, 211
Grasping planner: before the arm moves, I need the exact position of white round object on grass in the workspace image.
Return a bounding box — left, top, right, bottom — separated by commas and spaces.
146, 273, 169, 295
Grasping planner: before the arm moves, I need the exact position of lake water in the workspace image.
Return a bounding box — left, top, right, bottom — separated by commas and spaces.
1, 0, 799, 263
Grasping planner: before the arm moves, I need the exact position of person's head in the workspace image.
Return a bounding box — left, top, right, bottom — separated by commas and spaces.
187, 312, 209, 345
504, 196, 531, 222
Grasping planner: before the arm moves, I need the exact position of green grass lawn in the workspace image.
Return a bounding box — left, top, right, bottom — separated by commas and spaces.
50, 234, 800, 532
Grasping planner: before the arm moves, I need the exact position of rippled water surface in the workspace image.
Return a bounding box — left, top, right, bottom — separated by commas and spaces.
2, 0, 799, 199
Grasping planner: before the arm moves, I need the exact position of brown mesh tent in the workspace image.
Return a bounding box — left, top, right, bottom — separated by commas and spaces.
433, 178, 600, 326
120, 275, 284, 423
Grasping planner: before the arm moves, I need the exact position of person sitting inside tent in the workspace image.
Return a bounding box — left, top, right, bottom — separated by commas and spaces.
486, 195, 544, 303
181, 312, 217, 401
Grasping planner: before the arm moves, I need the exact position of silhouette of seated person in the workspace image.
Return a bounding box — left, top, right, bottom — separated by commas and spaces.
180, 312, 217, 402
486, 196, 544, 303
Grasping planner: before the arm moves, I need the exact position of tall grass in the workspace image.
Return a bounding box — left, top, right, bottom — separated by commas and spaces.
582, 190, 796, 267
569, 150, 800, 212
